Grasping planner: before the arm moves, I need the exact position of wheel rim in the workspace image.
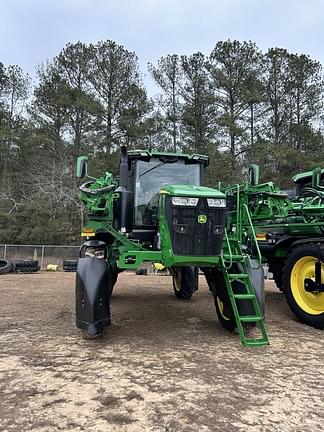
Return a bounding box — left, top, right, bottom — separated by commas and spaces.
216, 296, 230, 321
290, 256, 324, 315
173, 273, 181, 292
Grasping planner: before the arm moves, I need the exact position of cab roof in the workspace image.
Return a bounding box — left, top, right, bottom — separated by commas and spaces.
127, 149, 209, 166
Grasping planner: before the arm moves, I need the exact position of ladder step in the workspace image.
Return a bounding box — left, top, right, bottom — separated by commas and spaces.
228, 274, 249, 280
244, 338, 269, 347
220, 259, 269, 347
239, 315, 263, 322
222, 255, 245, 261
234, 294, 255, 300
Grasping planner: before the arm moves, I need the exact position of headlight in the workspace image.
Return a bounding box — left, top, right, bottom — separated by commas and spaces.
207, 198, 226, 207
171, 196, 199, 206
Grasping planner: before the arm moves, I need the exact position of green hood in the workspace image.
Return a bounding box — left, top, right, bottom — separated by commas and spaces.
161, 184, 225, 198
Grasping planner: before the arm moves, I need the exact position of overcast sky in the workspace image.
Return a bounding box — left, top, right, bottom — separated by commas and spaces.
0, 0, 323, 94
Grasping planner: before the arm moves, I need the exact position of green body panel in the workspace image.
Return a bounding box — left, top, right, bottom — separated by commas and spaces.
252, 221, 324, 237
82, 183, 224, 270
292, 167, 324, 184
79, 172, 118, 224
117, 250, 220, 269
226, 181, 293, 221
161, 184, 225, 198
79, 154, 227, 270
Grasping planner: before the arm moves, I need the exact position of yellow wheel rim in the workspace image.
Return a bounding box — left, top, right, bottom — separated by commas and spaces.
216, 297, 230, 321
174, 275, 181, 292
290, 256, 324, 315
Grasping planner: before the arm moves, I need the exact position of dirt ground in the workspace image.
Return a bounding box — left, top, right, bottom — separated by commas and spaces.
0, 272, 324, 432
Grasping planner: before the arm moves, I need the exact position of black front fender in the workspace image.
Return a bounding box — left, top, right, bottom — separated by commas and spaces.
75, 257, 112, 336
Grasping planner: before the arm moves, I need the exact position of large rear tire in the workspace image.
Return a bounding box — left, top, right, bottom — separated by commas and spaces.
203, 268, 236, 332
63, 260, 77, 272
268, 261, 283, 291
172, 266, 198, 300
0, 259, 13, 274
214, 292, 236, 332
273, 272, 283, 291
15, 260, 40, 273
282, 244, 324, 329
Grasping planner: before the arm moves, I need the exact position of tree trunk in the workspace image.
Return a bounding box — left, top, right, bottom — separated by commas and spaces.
106, 115, 112, 154
250, 103, 254, 147
172, 80, 177, 152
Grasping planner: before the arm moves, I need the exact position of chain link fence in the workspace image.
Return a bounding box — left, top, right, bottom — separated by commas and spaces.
1, 244, 270, 278
0, 244, 79, 270
0, 244, 156, 273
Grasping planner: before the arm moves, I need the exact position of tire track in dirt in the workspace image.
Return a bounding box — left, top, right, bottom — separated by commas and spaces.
0, 273, 324, 431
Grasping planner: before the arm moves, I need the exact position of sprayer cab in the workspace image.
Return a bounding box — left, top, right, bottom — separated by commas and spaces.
117, 149, 209, 231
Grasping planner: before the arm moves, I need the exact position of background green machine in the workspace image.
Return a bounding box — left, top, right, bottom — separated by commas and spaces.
227, 165, 324, 329
75, 147, 268, 347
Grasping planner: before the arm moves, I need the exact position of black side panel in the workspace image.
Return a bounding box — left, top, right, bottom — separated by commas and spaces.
75, 257, 112, 335
165, 197, 226, 256
128, 229, 157, 243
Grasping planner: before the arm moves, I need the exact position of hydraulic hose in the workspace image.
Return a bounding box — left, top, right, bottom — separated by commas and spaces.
79, 181, 116, 195
300, 187, 324, 200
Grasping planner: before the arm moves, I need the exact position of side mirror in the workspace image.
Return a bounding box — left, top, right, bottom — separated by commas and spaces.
248, 164, 259, 186
76, 156, 88, 178
312, 168, 321, 188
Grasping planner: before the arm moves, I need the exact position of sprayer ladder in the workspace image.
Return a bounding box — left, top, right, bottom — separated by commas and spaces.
221, 254, 269, 348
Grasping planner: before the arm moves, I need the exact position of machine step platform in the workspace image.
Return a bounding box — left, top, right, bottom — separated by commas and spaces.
221, 254, 269, 348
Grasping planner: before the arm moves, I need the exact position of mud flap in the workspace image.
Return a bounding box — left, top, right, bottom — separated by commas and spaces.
75, 257, 112, 336
236, 259, 265, 317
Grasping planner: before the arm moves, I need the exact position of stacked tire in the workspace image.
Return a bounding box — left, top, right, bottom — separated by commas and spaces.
0, 259, 13, 275
63, 259, 78, 272
15, 260, 40, 273
135, 268, 148, 275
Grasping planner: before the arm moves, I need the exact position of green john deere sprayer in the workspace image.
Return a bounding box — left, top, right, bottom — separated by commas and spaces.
75, 147, 268, 347
226, 165, 324, 329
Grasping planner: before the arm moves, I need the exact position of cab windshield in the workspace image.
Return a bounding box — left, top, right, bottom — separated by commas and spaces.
134, 158, 201, 226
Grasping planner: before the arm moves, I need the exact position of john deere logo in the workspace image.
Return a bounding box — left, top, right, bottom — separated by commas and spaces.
198, 215, 207, 224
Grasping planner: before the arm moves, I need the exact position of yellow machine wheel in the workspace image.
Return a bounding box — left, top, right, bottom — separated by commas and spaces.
202, 267, 237, 332
290, 256, 324, 314
283, 245, 324, 329
214, 294, 236, 332
216, 297, 230, 321
171, 266, 198, 300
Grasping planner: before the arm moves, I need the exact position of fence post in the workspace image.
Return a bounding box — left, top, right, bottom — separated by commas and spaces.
41, 246, 45, 270
4, 244, 7, 259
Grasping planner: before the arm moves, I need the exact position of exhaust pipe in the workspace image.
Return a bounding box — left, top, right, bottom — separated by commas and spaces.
115, 146, 131, 232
